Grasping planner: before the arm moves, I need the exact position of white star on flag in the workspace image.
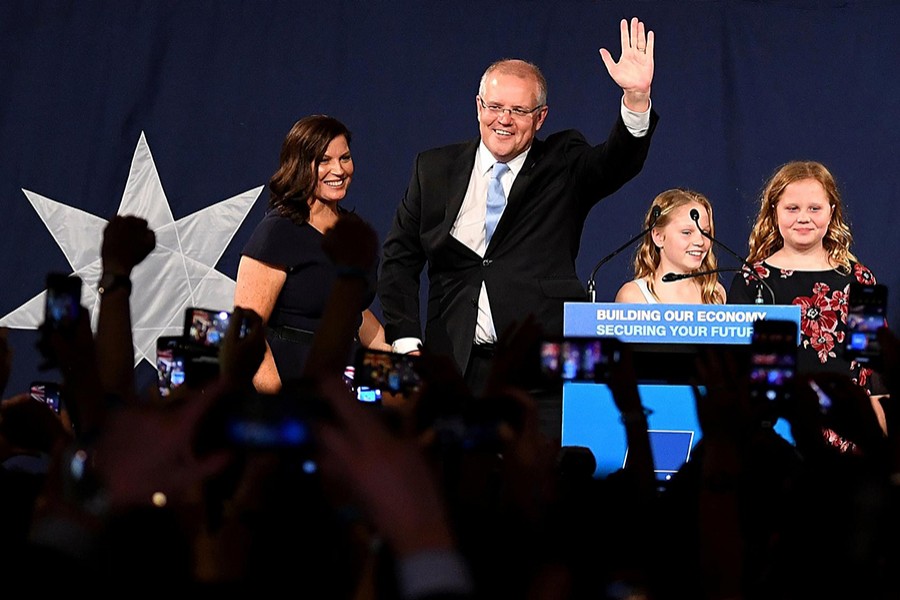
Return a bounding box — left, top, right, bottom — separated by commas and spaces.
0, 132, 262, 367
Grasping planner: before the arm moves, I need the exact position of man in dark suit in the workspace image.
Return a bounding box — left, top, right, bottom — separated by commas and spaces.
379, 18, 658, 417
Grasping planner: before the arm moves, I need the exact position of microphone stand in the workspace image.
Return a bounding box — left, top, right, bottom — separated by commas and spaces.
689, 209, 775, 305
587, 206, 661, 302
661, 267, 742, 283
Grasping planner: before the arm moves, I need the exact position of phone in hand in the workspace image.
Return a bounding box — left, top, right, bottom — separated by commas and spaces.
223, 392, 315, 450
183, 307, 231, 349
44, 273, 82, 332
355, 385, 382, 403
30, 381, 62, 414
748, 319, 798, 403
156, 335, 187, 398
843, 282, 888, 367
539, 337, 621, 383
353, 348, 422, 394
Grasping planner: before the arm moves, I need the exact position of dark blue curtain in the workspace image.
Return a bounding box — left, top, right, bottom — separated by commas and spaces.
2, 1, 898, 393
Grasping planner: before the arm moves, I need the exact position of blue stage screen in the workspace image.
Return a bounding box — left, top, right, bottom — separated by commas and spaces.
561, 382, 794, 479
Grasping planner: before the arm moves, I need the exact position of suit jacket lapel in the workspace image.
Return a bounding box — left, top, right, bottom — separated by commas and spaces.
508, 140, 542, 204
489, 139, 544, 247
441, 139, 479, 235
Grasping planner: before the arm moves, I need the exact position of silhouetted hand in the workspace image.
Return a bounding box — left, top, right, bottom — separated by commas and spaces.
101, 215, 155, 275
779, 370, 886, 463
321, 212, 378, 272
693, 347, 754, 441
94, 380, 233, 510
315, 374, 455, 556
485, 315, 542, 396
607, 340, 642, 417
0, 392, 71, 462
608, 342, 654, 491
811, 372, 887, 458
494, 387, 557, 520
218, 307, 266, 389
412, 348, 475, 437
42, 307, 104, 436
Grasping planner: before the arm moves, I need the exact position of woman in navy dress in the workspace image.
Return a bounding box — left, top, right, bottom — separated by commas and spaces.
234, 116, 389, 392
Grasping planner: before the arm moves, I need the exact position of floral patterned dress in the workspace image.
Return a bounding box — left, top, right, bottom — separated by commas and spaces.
728, 260, 876, 388
728, 260, 878, 453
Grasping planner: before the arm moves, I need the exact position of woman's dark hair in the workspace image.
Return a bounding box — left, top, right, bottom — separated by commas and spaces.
268, 115, 352, 224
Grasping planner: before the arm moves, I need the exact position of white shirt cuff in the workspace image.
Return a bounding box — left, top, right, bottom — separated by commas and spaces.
392, 337, 422, 354
620, 97, 651, 138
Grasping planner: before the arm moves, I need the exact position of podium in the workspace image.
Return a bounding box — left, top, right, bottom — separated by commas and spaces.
560, 303, 801, 478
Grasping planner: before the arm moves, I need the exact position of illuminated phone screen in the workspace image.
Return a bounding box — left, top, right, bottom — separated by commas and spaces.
30, 381, 62, 414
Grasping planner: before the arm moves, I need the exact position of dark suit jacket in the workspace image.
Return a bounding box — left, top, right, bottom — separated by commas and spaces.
379, 112, 659, 374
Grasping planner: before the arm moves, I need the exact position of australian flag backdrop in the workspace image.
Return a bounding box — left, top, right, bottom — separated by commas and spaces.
2, 1, 899, 395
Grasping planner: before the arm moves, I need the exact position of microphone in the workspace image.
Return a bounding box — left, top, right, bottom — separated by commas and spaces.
587, 205, 661, 302
661, 267, 742, 283
688, 208, 774, 305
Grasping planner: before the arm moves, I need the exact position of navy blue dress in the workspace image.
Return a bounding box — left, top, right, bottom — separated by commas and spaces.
241, 209, 377, 382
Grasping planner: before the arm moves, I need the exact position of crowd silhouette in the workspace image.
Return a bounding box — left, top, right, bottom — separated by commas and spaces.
1, 213, 898, 599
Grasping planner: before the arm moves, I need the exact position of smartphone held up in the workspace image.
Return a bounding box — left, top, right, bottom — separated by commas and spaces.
843, 282, 888, 368
353, 348, 422, 395
44, 273, 82, 332
748, 319, 798, 404
539, 336, 621, 383
36, 273, 84, 370
156, 336, 187, 398
184, 307, 233, 349
30, 381, 62, 414
154, 306, 250, 392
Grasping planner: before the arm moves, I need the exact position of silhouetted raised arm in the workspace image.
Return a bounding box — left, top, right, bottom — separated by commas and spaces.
95, 215, 155, 402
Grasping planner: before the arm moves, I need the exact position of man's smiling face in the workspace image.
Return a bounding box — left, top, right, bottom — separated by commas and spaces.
477, 70, 547, 162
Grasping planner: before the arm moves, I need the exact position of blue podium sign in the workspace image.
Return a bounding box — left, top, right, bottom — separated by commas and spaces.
560, 302, 801, 477
564, 303, 801, 344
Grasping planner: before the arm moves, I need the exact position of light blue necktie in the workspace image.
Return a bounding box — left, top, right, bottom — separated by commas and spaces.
485, 162, 509, 245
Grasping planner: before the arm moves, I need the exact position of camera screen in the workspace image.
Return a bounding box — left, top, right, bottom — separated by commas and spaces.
356, 386, 382, 403
540, 338, 610, 382
156, 347, 186, 397
844, 282, 887, 356
846, 313, 884, 354
749, 349, 796, 402
845, 283, 888, 363
750, 351, 795, 387
226, 415, 311, 448
749, 320, 797, 402
185, 308, 231, 347
223, 394, 314, 451
30, 382, 61, 414
354, 349, 422, 393
45, 274, 82, 330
